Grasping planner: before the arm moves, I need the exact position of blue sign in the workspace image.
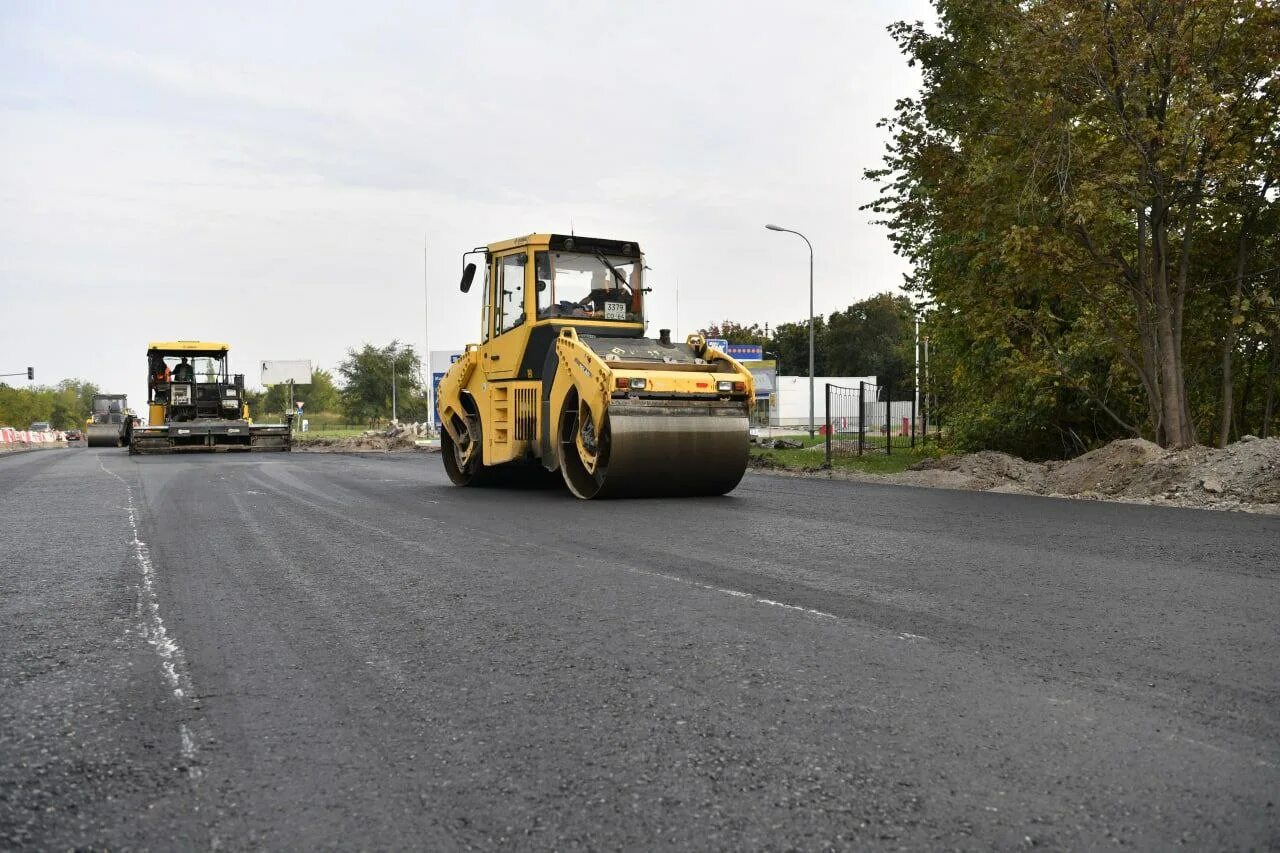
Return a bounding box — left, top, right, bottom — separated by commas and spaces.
432, 354, 462, 427
706, 338, 729, 351
726, 344, 764, 360
432, 372, 446, 426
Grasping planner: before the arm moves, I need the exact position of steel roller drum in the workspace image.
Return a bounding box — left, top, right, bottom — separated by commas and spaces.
562, 401, 750, 499
86, 424, 125, 447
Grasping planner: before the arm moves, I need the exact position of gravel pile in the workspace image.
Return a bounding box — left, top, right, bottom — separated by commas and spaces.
754, 437, 1280, 513
904, 437, 1280, 513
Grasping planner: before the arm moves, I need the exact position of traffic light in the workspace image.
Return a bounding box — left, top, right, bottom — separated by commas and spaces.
27, 367, 33, 381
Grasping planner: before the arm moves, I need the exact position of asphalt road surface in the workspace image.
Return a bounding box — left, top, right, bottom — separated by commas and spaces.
2, 447, 1277, 850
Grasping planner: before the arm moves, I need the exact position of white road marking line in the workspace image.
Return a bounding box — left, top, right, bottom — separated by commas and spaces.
1168, 733, 1277, 769
98, 458, 203, 778
623, 567, 838, 620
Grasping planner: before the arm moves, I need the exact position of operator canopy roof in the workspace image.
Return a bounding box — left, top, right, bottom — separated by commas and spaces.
147, 341, 230, 357
485, 234, 641, 255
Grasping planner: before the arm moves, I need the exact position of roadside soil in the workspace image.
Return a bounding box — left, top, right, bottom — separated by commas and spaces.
757, 436, 1280, 514
294, 433, 434, 452
295, 430, 1278, 514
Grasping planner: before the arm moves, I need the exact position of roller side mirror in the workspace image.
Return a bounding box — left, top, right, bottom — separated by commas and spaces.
460, 263, 477, 293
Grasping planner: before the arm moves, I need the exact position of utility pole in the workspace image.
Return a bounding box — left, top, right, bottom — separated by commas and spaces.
923, 334, 930, 435
390, 345, 398, 423
424, 233, 433, 430
914, 314, 920, 437
765, 224, 815, 437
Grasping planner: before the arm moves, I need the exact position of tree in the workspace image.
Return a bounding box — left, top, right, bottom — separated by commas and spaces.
336, 341, 428, 423
824, 293, 916, 389
699, 321, 773, 348
772, 319, 827, 377
697, 319, 819, 374
699, 292, 918, 384
867, 0, 1280, 452
261, 368, 340, 416
242, 387, 268, 419
0, 379, 99, 429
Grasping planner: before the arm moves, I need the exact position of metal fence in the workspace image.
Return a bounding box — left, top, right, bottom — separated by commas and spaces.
823, 382, 940, 463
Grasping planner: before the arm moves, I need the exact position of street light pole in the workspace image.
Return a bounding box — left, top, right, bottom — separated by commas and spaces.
423, 233, 433, 431
765, 224, 815, 437
390, 345, 398, 423
914, 313, 920, 437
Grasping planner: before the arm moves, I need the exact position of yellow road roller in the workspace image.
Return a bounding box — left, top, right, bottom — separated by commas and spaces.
437, 234, 754, 498
85, 394, 134, 447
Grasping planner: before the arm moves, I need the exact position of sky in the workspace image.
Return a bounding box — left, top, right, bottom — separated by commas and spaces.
0, 0, 934, 408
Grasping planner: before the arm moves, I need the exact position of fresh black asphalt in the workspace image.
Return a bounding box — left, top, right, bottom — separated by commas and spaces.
2, 447, 1277, 849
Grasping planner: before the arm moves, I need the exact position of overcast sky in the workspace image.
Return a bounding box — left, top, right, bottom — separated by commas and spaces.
0, 0, 933, 407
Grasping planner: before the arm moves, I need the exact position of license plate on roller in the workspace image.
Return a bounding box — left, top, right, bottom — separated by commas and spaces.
604, 301, 626, 320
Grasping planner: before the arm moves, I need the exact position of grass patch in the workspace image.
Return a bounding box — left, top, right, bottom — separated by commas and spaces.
292, 426, 367, 441
749, 434, 941, 475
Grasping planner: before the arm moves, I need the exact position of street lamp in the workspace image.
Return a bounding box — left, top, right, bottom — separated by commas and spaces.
423, 233, 434, 431
389, 344, 400, 423
765, 224, 815, 437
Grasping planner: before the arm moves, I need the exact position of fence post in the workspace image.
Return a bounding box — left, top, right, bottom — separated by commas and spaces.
885, 385, 892, 455
922, 387, 930, 446
824, 383, 832, 466
858, 381, 865, 457
911, 390, 917, 450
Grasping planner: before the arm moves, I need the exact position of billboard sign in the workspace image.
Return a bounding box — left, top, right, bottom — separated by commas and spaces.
261, 360, 312, 385
726, 344, 763, 360
430, 350, 464, 427
705, 338, 729, 351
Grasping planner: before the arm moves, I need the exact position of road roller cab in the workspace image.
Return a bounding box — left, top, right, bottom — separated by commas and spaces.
437, 234, 755, 498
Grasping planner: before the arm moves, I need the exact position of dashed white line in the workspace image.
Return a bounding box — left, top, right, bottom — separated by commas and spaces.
623, 567, 838, 620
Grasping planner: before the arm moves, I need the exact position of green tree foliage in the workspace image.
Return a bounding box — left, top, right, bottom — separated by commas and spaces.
771, 319, 827, 376
866, 0, 1280, 453
700, 292, 916, 388
259, 368, 340, 416
701, 321, 773, 348
242, 387, 268, 420
825, 293, 916, 390
336, 341, 429, 423
0, 380, 100, 429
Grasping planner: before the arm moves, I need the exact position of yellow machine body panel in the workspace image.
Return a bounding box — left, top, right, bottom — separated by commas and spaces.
437, 233, 754, 498
146, 340, 230, 354
129, 341, 291, 454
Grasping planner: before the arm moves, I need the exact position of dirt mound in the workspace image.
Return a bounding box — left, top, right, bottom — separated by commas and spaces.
1043, 438, 1166, 496
1174, 436, 1280, 505
909, 450, 1046, 490
896, 437, 1279, 513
